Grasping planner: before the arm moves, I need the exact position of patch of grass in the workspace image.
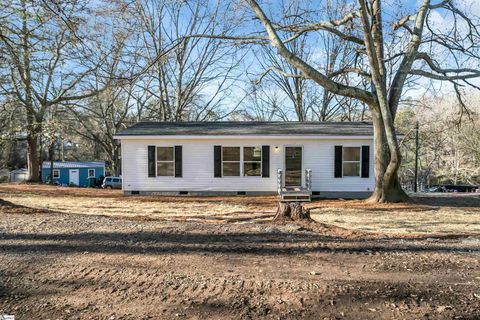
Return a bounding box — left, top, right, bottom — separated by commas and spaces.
0, 185, 276, 222
310, 204, 480, 236
1, 184, 479, 236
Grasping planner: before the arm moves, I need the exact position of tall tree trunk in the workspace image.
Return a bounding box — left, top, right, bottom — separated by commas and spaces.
112, 144, 121, 176
368, 108, 409, 203
26, 133, 40, 182
49, 141, 55, 184
22, 1, 41, 183
295, 91, 304, 121
26, 113, 41, 182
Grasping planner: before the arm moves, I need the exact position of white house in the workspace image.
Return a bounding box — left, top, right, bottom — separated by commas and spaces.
9, 168, 29, 183
115, 122, 375, 199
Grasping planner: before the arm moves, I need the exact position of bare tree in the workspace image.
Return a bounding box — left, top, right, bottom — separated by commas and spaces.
238, 82, 288, 120
211, 0, 480, 202
253, 1, 312, 121
128, 0, 243, 122
0, 0, 123, 181
398, 94, 480, 188
67, 85, 135, 176
252, 0, 369, 122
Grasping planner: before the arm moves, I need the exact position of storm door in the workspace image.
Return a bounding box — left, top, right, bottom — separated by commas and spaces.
284, 147, 302, 187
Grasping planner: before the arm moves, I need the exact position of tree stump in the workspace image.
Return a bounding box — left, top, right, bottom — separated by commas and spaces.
273, 202, 312, 221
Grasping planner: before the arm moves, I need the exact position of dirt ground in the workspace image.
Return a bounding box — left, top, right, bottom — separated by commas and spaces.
0, 184, 479, 319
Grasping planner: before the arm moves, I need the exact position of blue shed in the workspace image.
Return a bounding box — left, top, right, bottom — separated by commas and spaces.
42, 161, 105, 187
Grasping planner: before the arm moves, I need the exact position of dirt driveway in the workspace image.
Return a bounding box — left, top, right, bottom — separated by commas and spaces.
0, 185, 479, 319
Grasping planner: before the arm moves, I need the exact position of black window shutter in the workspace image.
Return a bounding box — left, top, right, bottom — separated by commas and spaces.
334, 146, 342, 178
361, 145, 370, 178
214, 145, 222, 177
148, 146, 156, 177
174, 146, 182, 177
261, 145, 270, 177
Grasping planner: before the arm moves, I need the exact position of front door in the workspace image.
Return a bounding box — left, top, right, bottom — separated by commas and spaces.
284, 146, 302, 187
69, 169, 79, 186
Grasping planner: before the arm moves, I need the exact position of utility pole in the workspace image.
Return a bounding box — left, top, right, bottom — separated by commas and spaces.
414, 121, 419, 192
60, 137, 64, 161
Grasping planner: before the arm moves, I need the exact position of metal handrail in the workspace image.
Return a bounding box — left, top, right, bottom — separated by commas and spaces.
278, 168, 312, 193
277, 169, 283, 194
305, 169, 312, 191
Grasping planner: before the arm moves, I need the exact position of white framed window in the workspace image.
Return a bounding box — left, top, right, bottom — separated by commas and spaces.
53, 169, 60, 179
343, 147, 361, 177
222, 147, 240, 176
88, 169, 95, 177
157, 147, 174, 176
243, 146, 262, 176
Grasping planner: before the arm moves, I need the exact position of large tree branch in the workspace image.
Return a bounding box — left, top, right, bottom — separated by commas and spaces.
409, 69, 480, 80
357, 0, 386, 104
245, 0, 374, 105
328, 67, 371, 79
254, 66, 307, 85
184, 33, 269, 44
392, 14, 415, 34
276, 11, 365, 45
429, 0, 451, 9
388, 0, 431, 116
414, 52, 480, 78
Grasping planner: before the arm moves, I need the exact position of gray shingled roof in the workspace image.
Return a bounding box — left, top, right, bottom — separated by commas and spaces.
116, 121, 373, 137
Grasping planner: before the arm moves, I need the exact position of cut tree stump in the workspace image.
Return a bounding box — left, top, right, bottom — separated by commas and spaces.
273, 202, 312, 221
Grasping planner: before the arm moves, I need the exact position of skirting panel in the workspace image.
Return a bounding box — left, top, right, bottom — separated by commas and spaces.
123, 190, 372, 199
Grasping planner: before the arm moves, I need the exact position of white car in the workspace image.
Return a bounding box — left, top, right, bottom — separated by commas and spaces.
102, 177, 122, 189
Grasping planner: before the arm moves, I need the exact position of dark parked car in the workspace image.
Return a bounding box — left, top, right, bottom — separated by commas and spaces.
102, 177, 122, 189
426, 186, 447, 193
426, 185, 478, 193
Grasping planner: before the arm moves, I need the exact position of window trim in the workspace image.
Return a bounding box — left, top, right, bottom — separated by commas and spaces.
243, 146, 262, 177
342, 146, 361, 177
52, 169, 60, 179
156, 146, 175, 177
222, 146, 241, 177
88, 169, 95, 178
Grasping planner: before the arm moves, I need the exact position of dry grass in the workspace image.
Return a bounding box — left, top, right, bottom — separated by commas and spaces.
308, 195, 480, 236
0, 184, 277, 223
1, 184, 479, 235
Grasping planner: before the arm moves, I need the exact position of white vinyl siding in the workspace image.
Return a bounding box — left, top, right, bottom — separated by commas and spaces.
120, 137, 374, 192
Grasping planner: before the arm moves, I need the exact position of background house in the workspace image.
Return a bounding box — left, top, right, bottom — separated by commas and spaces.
42, 161, 105, 187
9, 168, 29, 183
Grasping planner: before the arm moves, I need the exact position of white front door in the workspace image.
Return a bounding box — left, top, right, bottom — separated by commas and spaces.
69, 169, 79, 186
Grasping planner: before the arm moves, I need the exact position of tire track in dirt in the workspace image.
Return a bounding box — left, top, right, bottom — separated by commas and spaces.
1, 203, 479, 319
25, 260, 330, 318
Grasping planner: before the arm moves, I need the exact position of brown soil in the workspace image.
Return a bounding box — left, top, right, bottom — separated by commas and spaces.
0, 185, 479, 319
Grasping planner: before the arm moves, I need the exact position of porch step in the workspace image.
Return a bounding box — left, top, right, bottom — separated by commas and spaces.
279, 188, 312, 202
280, 194, 311, 202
